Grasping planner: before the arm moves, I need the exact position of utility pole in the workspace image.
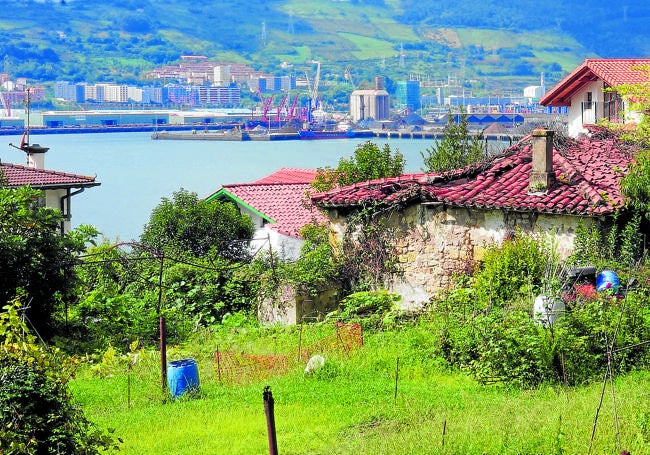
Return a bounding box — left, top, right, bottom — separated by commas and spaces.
261, 21, 267, 47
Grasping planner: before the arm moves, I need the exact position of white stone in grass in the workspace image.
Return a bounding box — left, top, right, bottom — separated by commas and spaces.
304, 355, 325, 375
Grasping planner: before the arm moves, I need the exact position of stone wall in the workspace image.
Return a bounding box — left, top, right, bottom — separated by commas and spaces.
327, 203, 591, 310
258, 284, 341, 325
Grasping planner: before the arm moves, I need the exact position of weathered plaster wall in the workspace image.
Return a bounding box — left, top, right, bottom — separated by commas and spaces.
328, 204, 588, 310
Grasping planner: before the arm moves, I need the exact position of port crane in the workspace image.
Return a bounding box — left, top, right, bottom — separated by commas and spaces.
286, 94, 299, 122
276, 93, 288, 126
305, 61, 320, 107
304, 60, 321, 123
344, 66, 357, 89
258, 92, 274, 124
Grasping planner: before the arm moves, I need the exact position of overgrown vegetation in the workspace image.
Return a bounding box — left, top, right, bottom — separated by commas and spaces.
66, 189, 259, 352
0, 186, 96, 339
423, 217, 650, 388
0, 299, 119, 454
311, 141, 405, 192
421, 107, 486, 172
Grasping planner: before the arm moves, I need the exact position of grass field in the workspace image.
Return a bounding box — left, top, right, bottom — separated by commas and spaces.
70, 324, 650, 454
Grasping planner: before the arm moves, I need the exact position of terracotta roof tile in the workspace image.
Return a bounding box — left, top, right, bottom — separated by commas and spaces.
586, 59, 650, 86
253, 168, 319, 184
207, 168, 327, 238
312, 127, 635, 217
0, 162, 99, 188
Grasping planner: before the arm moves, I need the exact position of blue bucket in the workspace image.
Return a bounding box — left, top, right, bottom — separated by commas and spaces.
596, 270, 619, 292
167, 358, 200, 397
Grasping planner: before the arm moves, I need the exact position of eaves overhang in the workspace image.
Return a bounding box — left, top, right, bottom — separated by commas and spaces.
205, 187, 275, 223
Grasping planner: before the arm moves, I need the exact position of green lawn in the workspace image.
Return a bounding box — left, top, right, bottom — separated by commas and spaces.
70, 325, 650, 455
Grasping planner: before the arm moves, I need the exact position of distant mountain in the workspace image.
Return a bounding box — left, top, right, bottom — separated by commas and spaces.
1, 0, 648, 95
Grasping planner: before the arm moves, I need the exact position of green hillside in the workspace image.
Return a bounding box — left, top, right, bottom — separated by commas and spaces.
1, 0, 648, 94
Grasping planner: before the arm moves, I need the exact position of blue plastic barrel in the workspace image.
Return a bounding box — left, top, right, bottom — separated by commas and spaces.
167, 358, 200, 397
596, 270, 619, 292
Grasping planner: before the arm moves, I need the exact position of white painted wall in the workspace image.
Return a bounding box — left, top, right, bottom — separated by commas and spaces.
567, 80, 604, 137
235, 202, 304, 260
43, 188, 72, 233
566, 79, 644, 138
251, 226, 304, 261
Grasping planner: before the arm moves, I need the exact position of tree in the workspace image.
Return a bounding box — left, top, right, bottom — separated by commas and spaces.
140, 188, 254, 260
311, 141, 405, 192
0, 186, 91, 339
609, 64, 650, 145
421, 107, 486, 173
615, 65, 650, 216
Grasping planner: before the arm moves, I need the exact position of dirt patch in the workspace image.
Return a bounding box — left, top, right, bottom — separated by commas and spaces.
421, 27, 462, 48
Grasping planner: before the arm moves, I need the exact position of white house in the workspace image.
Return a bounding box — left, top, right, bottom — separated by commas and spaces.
2, 138, 100, 234
204, 168, 327, 261
540, 58, 650, 138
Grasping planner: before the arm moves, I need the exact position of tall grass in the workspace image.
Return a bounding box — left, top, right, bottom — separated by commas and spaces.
70, 323, 650, 455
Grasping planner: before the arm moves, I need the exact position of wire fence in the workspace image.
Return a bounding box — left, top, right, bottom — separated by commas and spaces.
214, 323, 363, 384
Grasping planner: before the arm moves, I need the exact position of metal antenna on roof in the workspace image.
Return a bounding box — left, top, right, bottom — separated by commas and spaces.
25, 88, 30, 149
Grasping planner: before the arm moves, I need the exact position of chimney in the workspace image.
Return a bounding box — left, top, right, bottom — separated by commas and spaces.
26, 148, 47, 169
16, 131, 49, 169
529, 129, 555, 192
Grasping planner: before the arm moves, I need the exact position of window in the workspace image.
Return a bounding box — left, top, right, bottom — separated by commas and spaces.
603, 86, 623, 122
581, 92, 596, 124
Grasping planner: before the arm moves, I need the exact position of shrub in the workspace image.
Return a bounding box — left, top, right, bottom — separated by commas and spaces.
65, 291, 154, 353
473, 231, 555, 309
553, 289, 650, 384
0, 300, 119, 454
338, 291, 401, 329
429, 281, 650, 387
471, 309, 556, 387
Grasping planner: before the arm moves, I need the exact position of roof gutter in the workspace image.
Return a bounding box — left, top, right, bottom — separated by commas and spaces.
60, 187, 85, 235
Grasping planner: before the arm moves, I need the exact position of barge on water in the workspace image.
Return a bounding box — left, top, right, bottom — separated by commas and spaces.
151, 129, 301, 141
151, 128, 376, 141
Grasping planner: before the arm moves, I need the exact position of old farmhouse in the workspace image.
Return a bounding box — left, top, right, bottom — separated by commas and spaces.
311, 127, 637, 308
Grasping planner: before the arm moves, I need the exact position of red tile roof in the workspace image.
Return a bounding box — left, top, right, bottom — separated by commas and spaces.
0, 161, 99, 189
253, 168, 319, 184
206, 168, 327, 238
540, 58, 650, 106
311, 127, 636, 217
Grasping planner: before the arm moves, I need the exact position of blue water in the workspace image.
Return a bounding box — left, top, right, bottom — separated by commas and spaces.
2, 132, 433, 241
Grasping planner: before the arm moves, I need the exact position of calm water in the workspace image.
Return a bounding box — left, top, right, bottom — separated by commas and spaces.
2, 132, 434, 241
